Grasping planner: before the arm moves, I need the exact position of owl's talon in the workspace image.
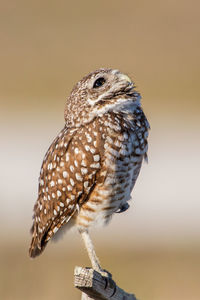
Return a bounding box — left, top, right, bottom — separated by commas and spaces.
116, 203, 130, 213
96, 269, 112, 278
101, 269, 112, 278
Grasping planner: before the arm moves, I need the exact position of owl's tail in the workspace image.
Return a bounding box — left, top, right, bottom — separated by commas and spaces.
29, 223, 48, 258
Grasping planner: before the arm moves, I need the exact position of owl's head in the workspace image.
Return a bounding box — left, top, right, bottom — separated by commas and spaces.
64, 68, 141, 127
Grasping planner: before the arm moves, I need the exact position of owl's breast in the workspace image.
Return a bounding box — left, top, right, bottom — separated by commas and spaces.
77, 110, 149, 229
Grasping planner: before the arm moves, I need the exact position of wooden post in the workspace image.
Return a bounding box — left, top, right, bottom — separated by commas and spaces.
74, 266, 138, 300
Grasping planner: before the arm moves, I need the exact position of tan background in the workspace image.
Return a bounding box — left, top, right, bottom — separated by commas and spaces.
1, 1, 200, 299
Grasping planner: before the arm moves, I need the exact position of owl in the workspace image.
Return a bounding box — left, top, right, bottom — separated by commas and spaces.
29, 68, 149, 273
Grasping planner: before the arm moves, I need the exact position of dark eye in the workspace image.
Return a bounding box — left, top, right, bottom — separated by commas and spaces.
93, 77, 106, 88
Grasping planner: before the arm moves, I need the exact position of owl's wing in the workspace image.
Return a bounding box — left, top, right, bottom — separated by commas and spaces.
29, 126, 102, 258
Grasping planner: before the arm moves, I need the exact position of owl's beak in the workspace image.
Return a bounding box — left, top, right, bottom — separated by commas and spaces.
118, 74, 132, 84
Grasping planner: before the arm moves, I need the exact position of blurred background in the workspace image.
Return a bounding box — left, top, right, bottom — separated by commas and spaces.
1, 1, 200, 299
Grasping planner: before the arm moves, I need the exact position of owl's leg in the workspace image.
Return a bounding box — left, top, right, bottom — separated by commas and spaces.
80, 230, 102, 273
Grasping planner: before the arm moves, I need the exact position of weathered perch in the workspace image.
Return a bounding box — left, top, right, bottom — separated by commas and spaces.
74, 266, 138, 300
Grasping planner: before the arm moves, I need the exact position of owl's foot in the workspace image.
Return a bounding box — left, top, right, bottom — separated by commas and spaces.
116, 202, 130, 213
99, 269, 112, 278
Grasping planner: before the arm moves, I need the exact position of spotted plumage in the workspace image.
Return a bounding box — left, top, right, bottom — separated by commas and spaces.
29, 68, 150, 268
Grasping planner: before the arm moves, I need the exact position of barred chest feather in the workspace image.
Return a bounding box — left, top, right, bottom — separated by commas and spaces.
76, 108, 149, 230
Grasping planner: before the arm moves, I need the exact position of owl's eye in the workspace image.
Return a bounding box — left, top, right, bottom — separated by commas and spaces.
93, 77, 106, 88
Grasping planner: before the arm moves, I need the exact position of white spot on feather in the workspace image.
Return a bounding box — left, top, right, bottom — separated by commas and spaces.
84, 181, 89, 188
75, 173, 83, 181
57, 190, 62, 197
50, 180, 55, 187
93, 154, 100, 162
70, 178, 75, 186
81, 167, 88, 175
90, 163, 100, 168
63, 171, 68, 178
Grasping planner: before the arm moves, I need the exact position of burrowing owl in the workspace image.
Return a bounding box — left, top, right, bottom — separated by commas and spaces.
29, 68, 149, 272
